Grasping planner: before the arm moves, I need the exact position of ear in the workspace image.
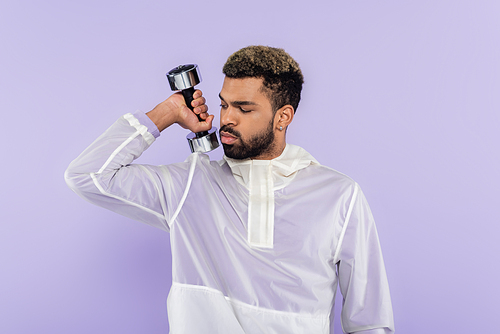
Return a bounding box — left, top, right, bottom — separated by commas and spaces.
275, 105, 294, 131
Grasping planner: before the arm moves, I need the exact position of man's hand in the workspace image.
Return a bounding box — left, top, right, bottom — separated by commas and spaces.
146, 90, 214, 133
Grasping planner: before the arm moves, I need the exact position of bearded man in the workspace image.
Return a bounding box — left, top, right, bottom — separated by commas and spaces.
65, 46, 394, 334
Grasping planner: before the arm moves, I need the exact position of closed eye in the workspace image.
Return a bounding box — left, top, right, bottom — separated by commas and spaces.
220, 103, 251, 113
219, 93, 256, 113
239, 107, 251, 113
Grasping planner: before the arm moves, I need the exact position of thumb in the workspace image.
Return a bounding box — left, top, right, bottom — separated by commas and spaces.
191, 114, 214, 133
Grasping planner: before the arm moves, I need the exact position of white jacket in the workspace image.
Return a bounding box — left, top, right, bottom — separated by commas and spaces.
65, 113, 394, 334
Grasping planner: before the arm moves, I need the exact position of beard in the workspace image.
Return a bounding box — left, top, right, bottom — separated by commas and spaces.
220, 119, 275, 160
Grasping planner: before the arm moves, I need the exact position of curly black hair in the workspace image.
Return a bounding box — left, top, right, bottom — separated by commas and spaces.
222, 46, 304, 113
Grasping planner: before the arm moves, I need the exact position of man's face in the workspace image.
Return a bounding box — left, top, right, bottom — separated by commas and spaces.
219, 77, 277, 160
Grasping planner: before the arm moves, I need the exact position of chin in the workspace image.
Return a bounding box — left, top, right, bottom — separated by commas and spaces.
222, 144, 247, 160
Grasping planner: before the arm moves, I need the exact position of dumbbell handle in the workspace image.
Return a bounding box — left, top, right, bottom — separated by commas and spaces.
181, 87, 209, 138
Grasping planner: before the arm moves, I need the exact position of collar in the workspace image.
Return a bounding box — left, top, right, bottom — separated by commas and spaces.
222, 144, 318, 248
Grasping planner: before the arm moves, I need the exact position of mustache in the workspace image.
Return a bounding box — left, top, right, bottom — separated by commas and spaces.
219, 125, 241, 138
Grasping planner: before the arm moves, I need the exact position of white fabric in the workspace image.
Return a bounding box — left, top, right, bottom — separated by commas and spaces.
224, 145, 318, 248
65, 113, 395, 334
248, 160, 275, 248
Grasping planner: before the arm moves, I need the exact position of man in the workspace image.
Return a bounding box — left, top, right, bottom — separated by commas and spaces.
65, 46, 394, 333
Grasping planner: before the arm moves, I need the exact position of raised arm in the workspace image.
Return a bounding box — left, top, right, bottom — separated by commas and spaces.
64, 90, 213, 231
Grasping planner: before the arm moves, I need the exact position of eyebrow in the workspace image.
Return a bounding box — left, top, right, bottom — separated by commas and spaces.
219, 93, 258, 106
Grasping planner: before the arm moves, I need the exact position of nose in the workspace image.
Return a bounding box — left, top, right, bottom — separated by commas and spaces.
220, 106, 238, 127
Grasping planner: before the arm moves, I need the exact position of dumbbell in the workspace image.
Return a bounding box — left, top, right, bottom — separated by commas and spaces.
166, 64, 219, 153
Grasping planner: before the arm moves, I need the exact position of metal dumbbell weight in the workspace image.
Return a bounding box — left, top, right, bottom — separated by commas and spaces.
166, 64, 220, 153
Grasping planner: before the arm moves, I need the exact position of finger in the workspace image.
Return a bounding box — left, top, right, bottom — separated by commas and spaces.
197, 108, 211, 120
199, 111, 208, 120
205, 114, 214, 126
198, 115, 214, 131
191, 96, 206, 108
193, 108, 206, 119
193, 104, 208, 115
192, 89, 203, 99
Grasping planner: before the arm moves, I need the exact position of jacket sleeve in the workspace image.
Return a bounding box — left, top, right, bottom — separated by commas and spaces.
64, 112, 183, 232
335, 184, 395, 334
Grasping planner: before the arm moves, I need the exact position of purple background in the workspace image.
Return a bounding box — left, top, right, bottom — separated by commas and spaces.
1, 1, 499, 333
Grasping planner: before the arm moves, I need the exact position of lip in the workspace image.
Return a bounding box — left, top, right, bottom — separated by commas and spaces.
220, 131, 238, 145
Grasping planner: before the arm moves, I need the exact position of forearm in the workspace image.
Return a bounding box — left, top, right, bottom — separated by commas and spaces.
146, 104, 178, 132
